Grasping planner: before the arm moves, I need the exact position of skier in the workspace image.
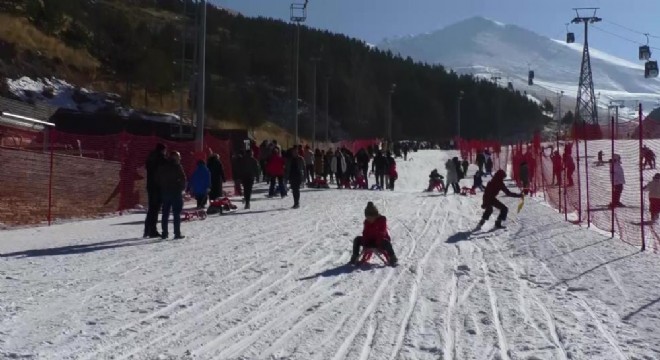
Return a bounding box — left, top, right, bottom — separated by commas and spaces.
348, 202, 398, 266
188, 159, 211, 209
476, 169, 522, 230
643, 173, 660, 223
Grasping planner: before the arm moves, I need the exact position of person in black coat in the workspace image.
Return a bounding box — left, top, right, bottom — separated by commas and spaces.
372, 150, 387, 189
238, 150, 260, 209
356, 148, 370, 187
461, 158, 469, 178
207, 153, 225, 200
287, 148, 305, 208
143, 143, 167, 238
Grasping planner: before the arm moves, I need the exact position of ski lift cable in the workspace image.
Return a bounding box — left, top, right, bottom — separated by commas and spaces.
592, 25, 660, 51
603, 20, 660, 39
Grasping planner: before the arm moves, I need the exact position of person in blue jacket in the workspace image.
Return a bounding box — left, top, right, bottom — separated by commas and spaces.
189, 160, 211, 209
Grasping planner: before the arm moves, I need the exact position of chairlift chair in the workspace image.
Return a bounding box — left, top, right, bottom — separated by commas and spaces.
645, 60, 659, 78
528, 70, 535, 86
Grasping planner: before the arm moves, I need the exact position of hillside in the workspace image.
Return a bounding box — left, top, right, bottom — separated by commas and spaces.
379, 16, 660, 121
0, 2, 548, 141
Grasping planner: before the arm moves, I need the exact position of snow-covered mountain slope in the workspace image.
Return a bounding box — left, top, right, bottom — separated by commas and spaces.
2, 150, 660, 359
379, 16, 660, 118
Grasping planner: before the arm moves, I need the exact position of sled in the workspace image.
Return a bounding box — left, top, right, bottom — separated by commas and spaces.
460, 187, 476, 196
370, 184, 383, 191
352, 178, 368, 189
425, 181, 444, 193
207, 197, 238, 215
359, 247, 390, 265
308, 177, 330, 189
182, 209, 207, 221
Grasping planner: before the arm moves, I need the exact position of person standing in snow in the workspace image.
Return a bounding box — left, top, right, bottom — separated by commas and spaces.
348, 202, 398, 266
609, 154, 625, 208
356, 148, 370, 188
519, 161, 530, 194
484, 155, 494, 176
471, 170, 485, 192
238, 149, 260, 209
386, 152, 397, 190
144, 143, 167, 238
476, 150, 486, 173
287, 148, 306, 209
461, 158, 469, 178
267, 147, 286, 198
372, 150, 387, 189
314, 149, 324, 181
331, 149, 347, 189
188, 159, 211, 209
324, 148, 334, 183
207, 152, 225, 200
444, 158, 459, 195
644, 173, 660, 223
304, 145, 315, 184
158, 151, 186, 239
476, 169, 522, 230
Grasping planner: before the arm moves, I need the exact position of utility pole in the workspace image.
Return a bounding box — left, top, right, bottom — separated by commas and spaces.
608, 100, 624, 139
387, 83, 396, 151
572, 8, 601, 125
557, 91, 564, 134
325, 76, 330, 144
290, 1, 308, 145
456, 91, 464, 139
194, 0, 207, 151
310, 57, 320, 149
491, 76, 502, 140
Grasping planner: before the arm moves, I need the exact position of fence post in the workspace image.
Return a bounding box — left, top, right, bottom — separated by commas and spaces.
575, 130, 582, 223
611, 116, 615, 238
47, 130, 55, 226
557, 133, 562, 213
639, 103, 646, 251
583, 121, 591, 227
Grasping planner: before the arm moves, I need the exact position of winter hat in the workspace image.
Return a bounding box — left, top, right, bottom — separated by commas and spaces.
364, 201, 379, 217
654, 173, 660, 180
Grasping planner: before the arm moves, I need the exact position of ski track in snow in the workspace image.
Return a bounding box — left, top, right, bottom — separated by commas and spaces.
3, 150, 660, 359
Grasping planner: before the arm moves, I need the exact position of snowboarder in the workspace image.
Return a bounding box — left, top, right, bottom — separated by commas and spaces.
144, 143, 167, 238
188, 160, 211, 209
476, 169, 522, 230
348, 202, 398, 266
158, 151, 186, 240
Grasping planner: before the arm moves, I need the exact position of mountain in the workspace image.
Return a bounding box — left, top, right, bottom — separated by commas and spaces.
379, 16, 660, 120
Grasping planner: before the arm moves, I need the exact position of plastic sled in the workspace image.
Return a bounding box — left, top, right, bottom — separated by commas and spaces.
425, 181, 444, 192
352, 178, 368, 189
208, 197, 238, 215
460, 187, 476, 196
370, 184, 383, 191
308, 177, 330, 189
182, 209, 207, 221
359, 247, 391, 265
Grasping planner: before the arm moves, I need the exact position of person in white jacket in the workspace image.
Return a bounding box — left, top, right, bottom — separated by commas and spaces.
610, 154, 625, 208
444, 159, 459, 195
331, 150, 347, 189
643, 173, 660, 222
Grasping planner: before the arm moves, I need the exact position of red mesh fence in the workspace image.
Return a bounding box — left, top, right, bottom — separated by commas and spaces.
0, 129, 233, 226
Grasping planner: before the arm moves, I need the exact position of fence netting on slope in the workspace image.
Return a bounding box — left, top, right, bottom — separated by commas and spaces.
507, 110, 660, 253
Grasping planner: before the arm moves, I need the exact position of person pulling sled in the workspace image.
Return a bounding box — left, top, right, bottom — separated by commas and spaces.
349, 202, 398, 266
476, 169, 521, 230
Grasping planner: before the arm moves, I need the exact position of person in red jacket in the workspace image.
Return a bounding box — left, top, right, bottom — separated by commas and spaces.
266, 147, 286, 197
476, 169, 522, 230
349, 202, 398, 266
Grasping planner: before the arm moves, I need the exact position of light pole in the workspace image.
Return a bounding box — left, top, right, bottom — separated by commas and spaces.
456, 90, 464, 139
609, 100, 625, 139
310, 57, 320, 149
325, 76, 330, 145
387, 83, 396, 151
557, 90, 564, 134
290, 2, 308, 145
194, 0, 207, 151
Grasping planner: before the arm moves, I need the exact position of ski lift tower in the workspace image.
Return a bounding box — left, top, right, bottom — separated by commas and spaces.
571, 8, 602, 125
290, 1, 308, 145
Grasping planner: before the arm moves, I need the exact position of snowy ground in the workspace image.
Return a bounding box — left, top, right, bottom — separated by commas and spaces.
2, 150, 660, 360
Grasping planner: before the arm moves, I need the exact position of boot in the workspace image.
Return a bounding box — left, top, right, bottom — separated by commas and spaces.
475, 219, 485, 230
495, 220, 505, 229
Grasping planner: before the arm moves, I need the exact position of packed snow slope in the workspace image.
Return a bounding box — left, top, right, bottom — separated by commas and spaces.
3, 150, 660, 359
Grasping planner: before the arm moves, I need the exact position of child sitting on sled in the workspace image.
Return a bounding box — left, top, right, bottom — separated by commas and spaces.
349, 202, 398, 266
427, 169, 444, 191
353, 170, 368, 189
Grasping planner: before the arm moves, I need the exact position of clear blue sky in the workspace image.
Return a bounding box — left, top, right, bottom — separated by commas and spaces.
212, 0, 660, 62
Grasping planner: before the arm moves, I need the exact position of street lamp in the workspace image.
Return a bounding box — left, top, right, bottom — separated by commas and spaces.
290, 1, 308, 145
457, 90, 464, 139
387, 83, 396, 151
608, 100, 625, 139
310, 57, 321, 149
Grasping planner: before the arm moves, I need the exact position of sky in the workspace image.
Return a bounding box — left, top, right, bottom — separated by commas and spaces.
212, 0, 660, 62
